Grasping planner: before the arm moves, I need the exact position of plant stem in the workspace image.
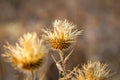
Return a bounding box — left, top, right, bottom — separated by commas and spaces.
31, 70, 37, 80
52, 50, 71, 80
31, 70, 34, 80
58, 50, 66, 79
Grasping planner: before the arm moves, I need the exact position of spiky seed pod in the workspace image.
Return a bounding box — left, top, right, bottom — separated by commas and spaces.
2, 32, 48, 73
43, 20, 82, 50
83, 61, 110, 80
75, 69, 85, 80
74, 61, 111, 80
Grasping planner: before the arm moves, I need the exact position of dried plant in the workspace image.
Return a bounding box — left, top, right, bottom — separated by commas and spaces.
42, 20, 82, 50
1, 20, 114, 80
43, 19, 83, 80
2, 32, 48, 80
72, 61, 111, 80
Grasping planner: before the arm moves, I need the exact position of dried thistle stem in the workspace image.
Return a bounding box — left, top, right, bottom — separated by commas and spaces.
58, 50, 66, 77
31, 70, 34, 80
52, 49, 72, 80
31, 70, 37, 80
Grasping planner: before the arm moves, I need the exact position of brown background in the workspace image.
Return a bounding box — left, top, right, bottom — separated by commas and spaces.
0, 0, 120, 80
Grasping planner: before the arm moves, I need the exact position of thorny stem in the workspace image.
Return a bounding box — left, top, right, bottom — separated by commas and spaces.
31, 70, 34, 80
52, 49, 72, 80
58, 50, 67, 79
51, 55, 63, 79
31, 70, 37, 80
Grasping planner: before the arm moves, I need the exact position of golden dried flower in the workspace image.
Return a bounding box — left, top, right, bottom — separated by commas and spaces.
75, 69, 85, 80
74, 61, 111, 80
2, 32, 48, 72
43, 20, 82, 50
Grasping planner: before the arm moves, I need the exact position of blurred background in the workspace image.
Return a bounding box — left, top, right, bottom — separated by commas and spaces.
0, 0, 120, 80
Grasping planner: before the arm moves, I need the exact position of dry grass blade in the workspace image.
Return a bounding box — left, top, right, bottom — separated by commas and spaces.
64, 50, 73, 64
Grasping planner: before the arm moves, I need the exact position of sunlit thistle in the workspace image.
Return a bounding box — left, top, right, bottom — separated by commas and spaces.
2, 32, 48, 73
84, 61, 110, 80
74, 61, 111, 80
43, 20, 82, 50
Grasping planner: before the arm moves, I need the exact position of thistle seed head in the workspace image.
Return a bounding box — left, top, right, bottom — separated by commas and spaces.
73, 61, 111, 80
2, 32, 48, 72
43, 20, 82, 50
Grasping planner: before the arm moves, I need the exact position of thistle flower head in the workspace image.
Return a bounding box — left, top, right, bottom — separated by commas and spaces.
74, 61, 111, 80
43, 20, 82, 50
2, 32, 48, 72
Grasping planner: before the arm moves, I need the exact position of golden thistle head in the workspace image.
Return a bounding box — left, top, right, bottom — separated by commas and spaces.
74, 61, 111, 80
43, 20, 82, 50
2, 32, 48, 72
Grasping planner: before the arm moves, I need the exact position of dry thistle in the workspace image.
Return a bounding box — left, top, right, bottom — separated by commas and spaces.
42, 20, 83, 80
2, 32, 48, 73
42, 20, 82, 50
74, 61, 111, 80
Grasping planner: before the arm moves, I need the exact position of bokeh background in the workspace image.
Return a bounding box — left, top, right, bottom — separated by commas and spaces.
0, 0, 120, 80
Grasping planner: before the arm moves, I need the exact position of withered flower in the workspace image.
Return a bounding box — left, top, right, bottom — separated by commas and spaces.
43, 20, 82, 50
74, 61, 111, 80
2, 32, 48, 72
